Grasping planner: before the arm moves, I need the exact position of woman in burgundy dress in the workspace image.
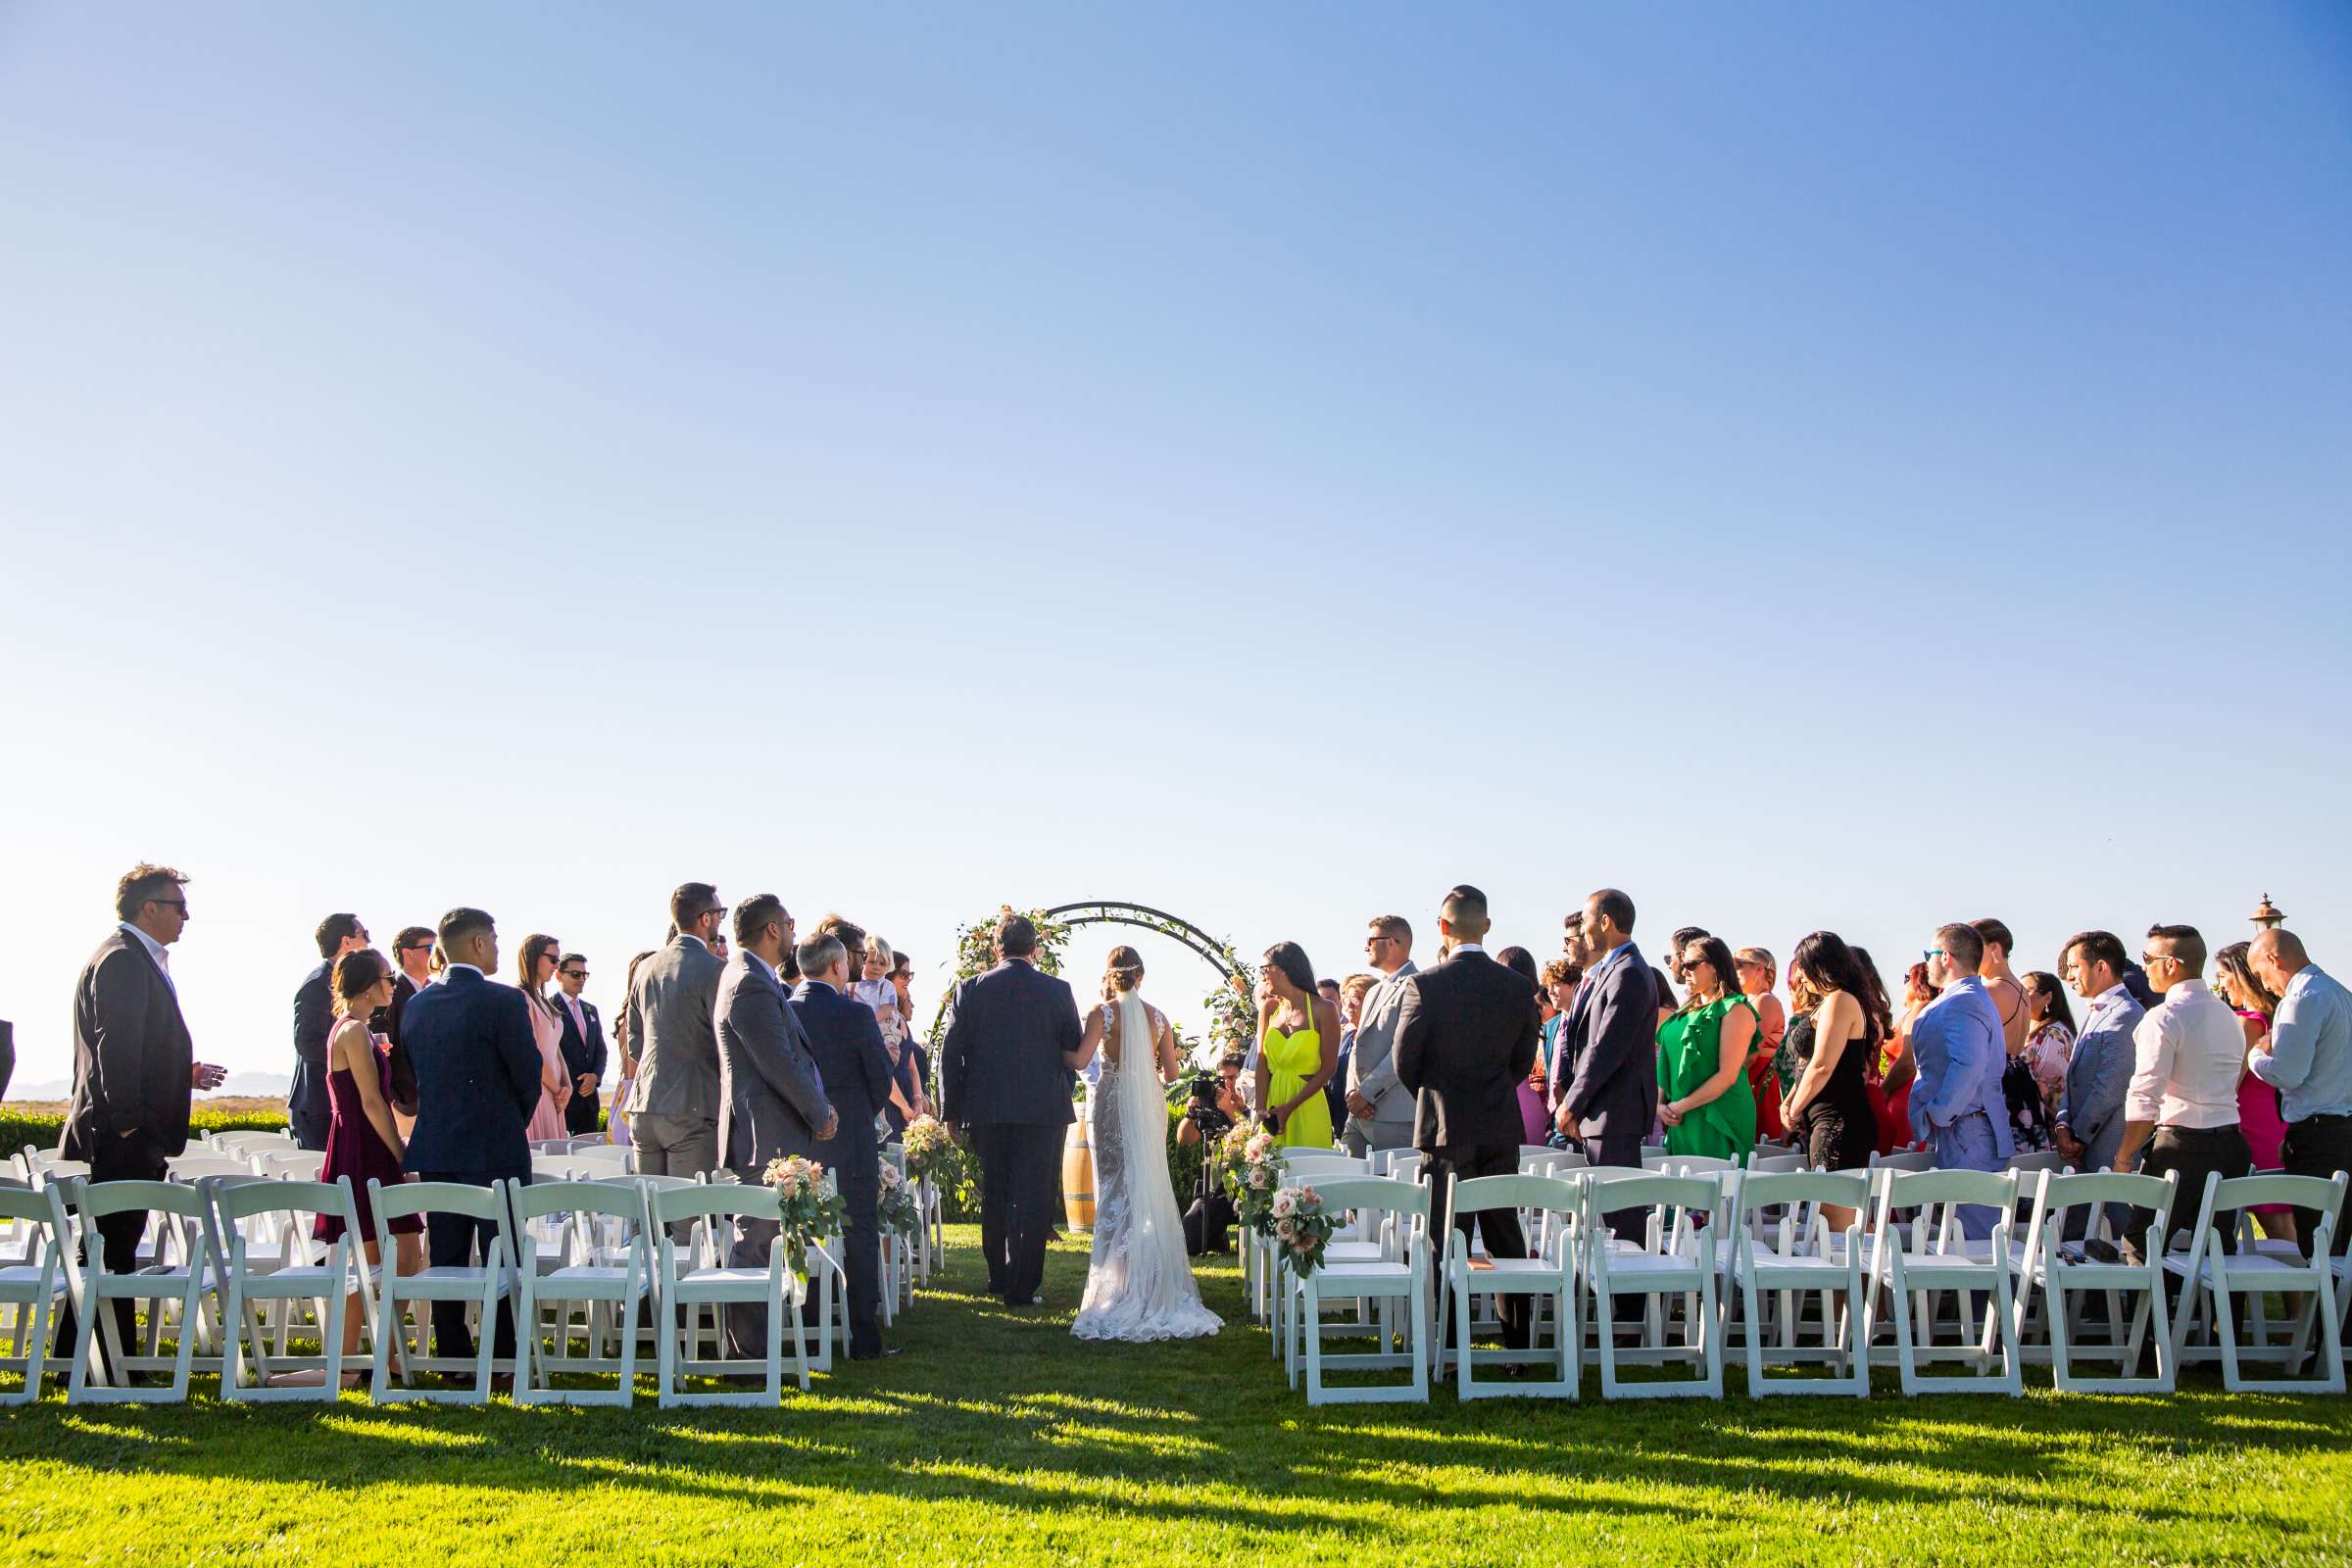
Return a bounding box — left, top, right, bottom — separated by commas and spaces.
298, 949, 423, 1385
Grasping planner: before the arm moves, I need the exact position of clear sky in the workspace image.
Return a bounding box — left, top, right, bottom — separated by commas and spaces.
2, 6, 2347, 1089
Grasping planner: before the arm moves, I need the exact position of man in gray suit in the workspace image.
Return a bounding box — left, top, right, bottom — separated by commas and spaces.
715, 893, 835, 1357
1343, 913, 1419, 1157
622, 882, 727, 1182
2055, 928, 2142, 1239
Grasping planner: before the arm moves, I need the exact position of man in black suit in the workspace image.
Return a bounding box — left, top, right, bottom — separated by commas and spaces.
369, 924, 436, 1116
400, 906, 541, 1364
59, 864, 225, 1365
1556, 887, 1661, 1237
291, 911, 369, 1150
939, 914, 1083, 1307
550, 950, 609, 1136
1395, 884, 1543, 1349
791, 932, 896, 1358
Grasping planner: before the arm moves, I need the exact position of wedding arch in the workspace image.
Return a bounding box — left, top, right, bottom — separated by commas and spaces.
929, 902, 1259, 1059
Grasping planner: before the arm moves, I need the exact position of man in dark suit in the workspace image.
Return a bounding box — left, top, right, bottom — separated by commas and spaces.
0, 1018, 15, 1104
369, 924, 436, 1116
1556, 887, 1660, 1237
792, 932, 896, 1358
59, 864, 225, 1366
1396, 884, 1543, 1349
939, 914, 1084, 1307
291, 911, 368, 1150
716, 896, 836, 1358
400, 906, 541, 1364
550, 950, 609, 1136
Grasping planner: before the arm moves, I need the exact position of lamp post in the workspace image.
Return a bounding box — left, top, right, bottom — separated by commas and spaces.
2251, 894, 2285, 933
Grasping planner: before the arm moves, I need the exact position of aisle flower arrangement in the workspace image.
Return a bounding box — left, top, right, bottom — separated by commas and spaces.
877, 1160, 923, 1239
1271, 1184, 1337, 1278
1221, 1122, 1283, 1235
764, 1154, 847, 1275
901, 1114, 953, 1183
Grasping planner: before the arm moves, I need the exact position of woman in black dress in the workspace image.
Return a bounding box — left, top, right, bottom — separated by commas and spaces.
1780, 931, 1883, 1233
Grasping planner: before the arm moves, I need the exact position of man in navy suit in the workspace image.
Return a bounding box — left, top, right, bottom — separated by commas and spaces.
939, 914, 1084, 1307
401, 906, 541, 1364
791, 933, 896, 1358
550, 951, 609, 1136
1556, 887, 1661, 1236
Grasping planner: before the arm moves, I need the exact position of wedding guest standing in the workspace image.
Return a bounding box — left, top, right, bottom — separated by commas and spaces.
1342, 915, 1418, 1158
1735, 948, 1788, 1141
514, 934, 570, 1143
1780, 934, 1882, 1226
399, 906, 539, 1366
551, 953, 608, 1136
291, 912, 369, 1150
371, 925, 436, 1117
2054, 930, 2143, 1202
1329, 974, 1376, 1138
1538, 958, 1582, 1127
2021, 971, 2077, 1129
2214, 941, 2294, 1246
0, 1018, 13, 1104
1656, 935, 1759, 1162
940, 914, 1084, 1307
1907, 923, 2013, 1235
1495, 946, 1549, 1145
1253, 942, 1339, 1150
607, 949, 657, 1149
2109, 924, 2250, 1260
889, 949, 933, 1120
1555, 888, 1660, 1195
307, 949, 422, 1384
623, 883, 726, 1180
1972, 918, 2032, 1054
2245, 928, 2352, 1256
855, 936, 921, 1132
58, 864, 225, 1365
1394, 885, 1541, 1348
793, 933, 898, 1358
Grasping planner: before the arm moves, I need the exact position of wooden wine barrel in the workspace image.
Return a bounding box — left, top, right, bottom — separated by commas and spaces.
1061, 1117, 1097, 1231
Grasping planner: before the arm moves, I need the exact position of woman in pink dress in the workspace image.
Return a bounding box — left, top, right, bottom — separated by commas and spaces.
2217, 941, 2295, 1245
515, 933, 571, 1143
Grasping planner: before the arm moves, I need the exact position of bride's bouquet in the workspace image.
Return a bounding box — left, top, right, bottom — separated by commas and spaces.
1271, 1184, 1338, 1278
876, 1160, 923, 1239
763, 1154, 848, 1276
1221, 1122, 1284, 1236
901, 1115, 953, 1183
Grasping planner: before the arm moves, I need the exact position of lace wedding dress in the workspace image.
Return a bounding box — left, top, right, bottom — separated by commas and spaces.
1071, 992, 1222, 1343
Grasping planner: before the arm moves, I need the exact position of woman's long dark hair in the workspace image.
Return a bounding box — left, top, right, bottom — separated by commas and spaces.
1792, 931, 1885, 1046
2021, 970, 2077, 1036
1848, 945, 1895, 1035
1262, 941, 1317, 999
1674, 935, 1740, 1014
1495, 946, 1540, 990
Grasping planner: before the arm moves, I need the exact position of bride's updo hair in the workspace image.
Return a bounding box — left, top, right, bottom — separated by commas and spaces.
1102, 945, 1145, 1001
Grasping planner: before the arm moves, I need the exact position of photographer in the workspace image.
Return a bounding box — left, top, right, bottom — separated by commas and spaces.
1178, 1051, 1247, 1252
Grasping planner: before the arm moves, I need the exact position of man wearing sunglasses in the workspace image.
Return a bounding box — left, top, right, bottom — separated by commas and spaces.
369, 925, 437, 1117
290, 911, 369, 1151
551, 952, 608, 1136
1908, 921, 2013, 1238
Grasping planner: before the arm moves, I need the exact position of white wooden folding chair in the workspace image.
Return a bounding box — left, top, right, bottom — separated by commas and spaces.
63, 1179, 214, 1403
167, 1154, 259, 1183
2018, 1170, 2176, 1393
368, 1179, 514, 1404
1439, 1174, 1582, 1399
1284, 1176, 1430, 1405
214, 1176, 369, 1402
1870, 1168, 2024, 1396
1583, 1172, 1722, 1398
1733, 1169, 1874, 1397
2165, 1171, 2345, 1394
0, 1183, 73, 1402
256, 1150, 326, 1183
651, 1183, 802, 1405
512, 1180, 650, 1405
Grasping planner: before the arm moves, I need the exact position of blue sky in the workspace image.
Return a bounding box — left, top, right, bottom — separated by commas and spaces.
2, 5, 2347, 1087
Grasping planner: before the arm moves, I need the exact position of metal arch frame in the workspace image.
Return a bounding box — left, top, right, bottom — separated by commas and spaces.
1042, 901, 1246, 984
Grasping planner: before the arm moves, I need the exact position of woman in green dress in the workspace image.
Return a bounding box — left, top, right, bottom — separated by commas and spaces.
1656, 933, 1760, 1161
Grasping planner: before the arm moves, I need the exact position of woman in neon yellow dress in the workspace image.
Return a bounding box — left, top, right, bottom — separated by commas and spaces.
1254, 941, 1340, 1149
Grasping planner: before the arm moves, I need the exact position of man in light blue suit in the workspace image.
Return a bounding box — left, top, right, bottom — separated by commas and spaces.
2054, 929, 2143, 1239
1908, 921, 2013, 1239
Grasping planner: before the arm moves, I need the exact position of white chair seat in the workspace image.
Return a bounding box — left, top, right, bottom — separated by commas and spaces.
678, 1265, 770, 1289
1325, 1241, 1383, 1264
0, 1264, 67, 1297
405, 1266, 510, 1298
1602, 1253, 1707, 1282
1314, 1260, 1415, 1289
545, 1263, 648, 1293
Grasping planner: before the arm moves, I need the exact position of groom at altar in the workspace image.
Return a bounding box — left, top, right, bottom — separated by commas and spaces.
939, 914, 1083, 1308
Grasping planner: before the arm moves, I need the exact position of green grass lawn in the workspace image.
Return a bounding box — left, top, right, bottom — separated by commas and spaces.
2, 1226, 2348, 1565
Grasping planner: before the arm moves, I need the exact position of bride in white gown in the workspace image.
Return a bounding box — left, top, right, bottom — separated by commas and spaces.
1068, 948, 1222, 1343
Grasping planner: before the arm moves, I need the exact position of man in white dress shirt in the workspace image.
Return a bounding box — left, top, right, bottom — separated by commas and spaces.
2111, 923, 2250, 1261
